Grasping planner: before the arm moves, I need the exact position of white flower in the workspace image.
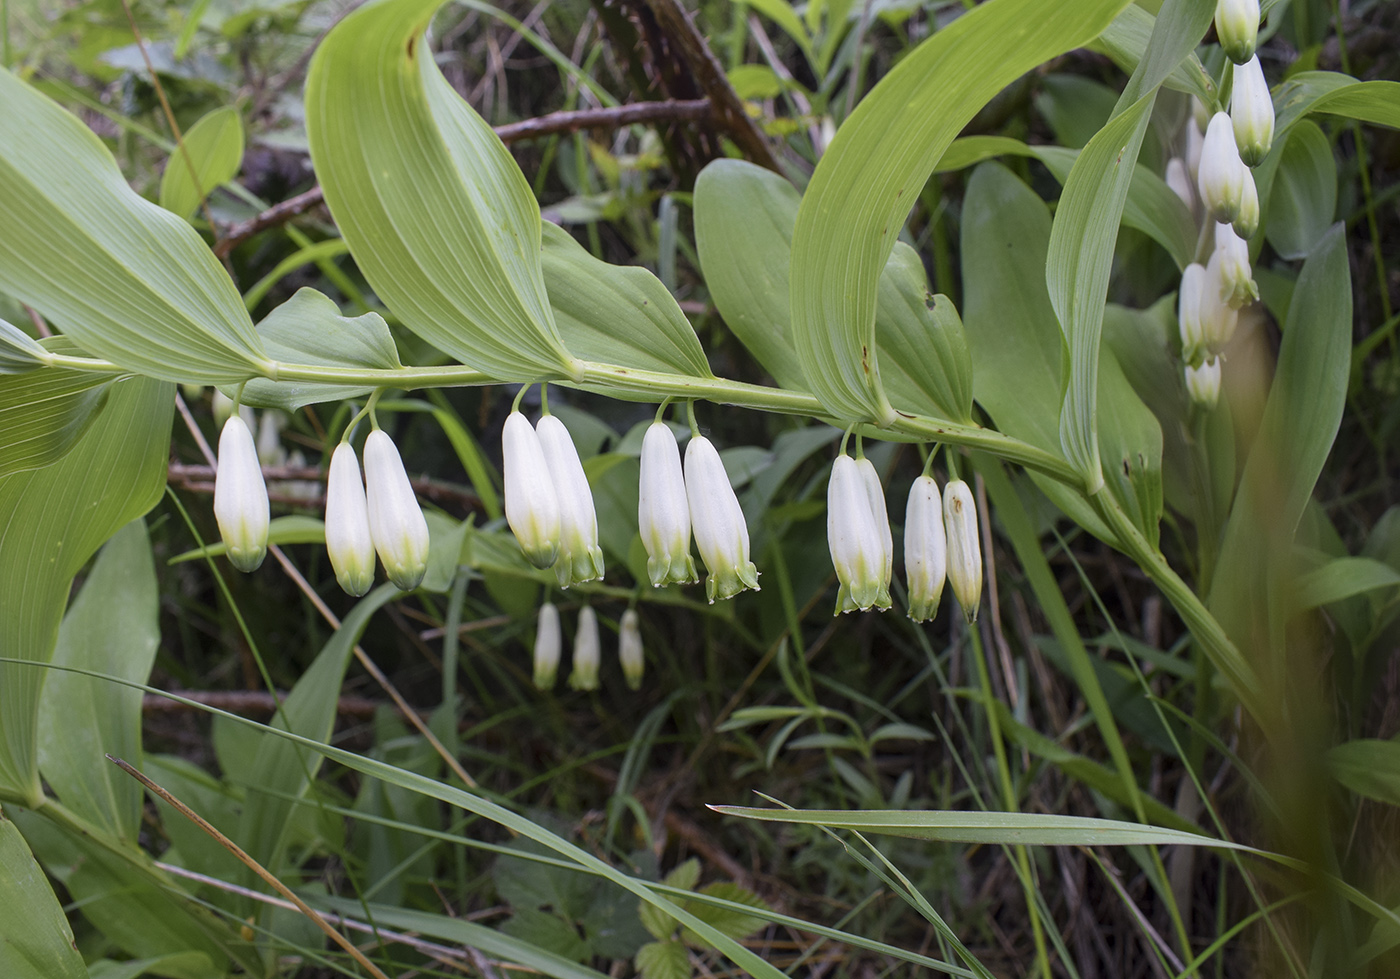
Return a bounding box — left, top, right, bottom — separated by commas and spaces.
618, 608, 644, 691
1185, 117, 1205, 185
684, 434, 760, 602
256, 410, 287, 467
1200, 270, 1240, 358
1185, 357, 1223, 409
503, 411, 562, 569
1210, 222, 1258, 308
1233, 167, 1260, 239
904, 475, 947, 623
325, 442, 376, 596
943, 479, 982, 623
534, 602, 561, 690
213, 415, 269, 573
364, 429, 430, 591
1165, 157, 1195, 211
569, 605, 601, 691
827, 455, 891, 614
1231, 55, 1273, 166
638, 422, 697, 587
1215, 0, 1259, 64
1198, 112, 1246, 224
1178, 263, 1209, 366
855, 457, 894, 587
535, 414, 605, 587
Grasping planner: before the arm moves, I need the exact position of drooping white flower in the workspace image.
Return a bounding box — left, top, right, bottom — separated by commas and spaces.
213, 415, 270, 573
1185, 116, 1205, 185
1199, 269, 1241, 357
855, 456, 894, 588
904, 475, 947, 623
1198, 112, 1246, 224
1211, 222, 1258, 308
618, 608, 644, 691
1215, 0, 1259, 64
1185, 357, 1223, 409
638, 422, 697, 587
325, 442, 376, 596
536, 414, 605, 588
363, 429, 430, 591
1165, 158, 1195, 211
1233, 167, 1260, 239
569, 605, 601, 691
1231, 55, 1273, 166
503, 411, 561, 569
827, 455, 891, 614
943, 479, 982, 623
1178, 263, 1209, 366
534, 602, 561, 690
684, 434, 760, 603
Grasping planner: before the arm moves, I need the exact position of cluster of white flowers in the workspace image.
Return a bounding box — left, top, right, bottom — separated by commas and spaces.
1166, 4, 1272, 412
827, 451, 982, 623
532, 602, 645, 692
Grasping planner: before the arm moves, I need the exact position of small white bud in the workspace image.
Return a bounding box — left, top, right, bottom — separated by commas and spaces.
1215, 0, 1259, 64
535, 414, 605, 588
256, 410, 287, 467
1185, 118, 1205, 185
1191, 96, 1211, 136
534, 603, 561, 690
684, 434, 760, 603
1198, 112, 1246, 224
827, 455, 891, 614
943, 479, 982, 623
638, 422, 697, 587
325, 443, 376, 597
904, 475, 947, 623
503, 411, 562, 569
363, 429, 430, 591
1185, 357, 1223, 409
1199, 267, 1241, 357
569, 605, 601, 691
1231, 55, 1273, 166
1210, 222, 1258, 309
1165, 158, 1195, 211
1233, 167, 1260, 239
618, 608, 644, 691
213, 415, 269, 573
1178, 263, 1209, 366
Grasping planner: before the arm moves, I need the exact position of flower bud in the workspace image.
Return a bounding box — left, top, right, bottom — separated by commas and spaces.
1185, 357, 1223, 409
1210, 223, 1258, 309
684, 434, 760, 603
827, 455, 892, 614
1199, 270, 1240, 357
618, 608, 644, 691
638, 422, 697, 587
1215, 0, 1259, 64
1231, 55, 1273, 166
256, 411, 287, 467
1233, 167, 1259, 240
855, 457, 894, 588
569, 605, 601, 691
1178, 263, 1208, 366
942, 479, 982, 623
325, 442, 376, 596
503, 411, 562, 569
904, 475, 947, 623
1185, 117, 1205, 185
1165, 158, 1195, 211
1198, 112, 1246, 224
364, 429, 430, 591
213, 415, 269, 573
535, 414, 605, 588
534, 602, 561, 690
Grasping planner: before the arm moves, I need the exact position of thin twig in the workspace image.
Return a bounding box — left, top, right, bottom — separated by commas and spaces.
141, 689, 403, 720
166, 461, 482, 512
108, 756, 394, 979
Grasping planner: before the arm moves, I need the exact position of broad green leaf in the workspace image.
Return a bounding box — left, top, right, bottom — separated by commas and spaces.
1088, 2, 1215, 101
790, 0, 1131, 424
635, 940, 690, 979
1264, 120, 1337, 261
1036, 74, 1119, 149
0, 318, 48, 372
1273, 72, 1400, 138
239, 287, 402, 410
421, 510, 469, 593
0, 70, 268, 383
88, 956, 216, 979
1329, 740, 1400, 807
0, 376, 172, 800
540, 224, 713, 386
0, 337, 111, 479
304, 0, 579, 381
158, 105, 244, 220
0, 809, 88, 979
142, 755, 244, 886
37, 521, 158, 843
876, 251, 974, 423
1296, 556, 1400, 611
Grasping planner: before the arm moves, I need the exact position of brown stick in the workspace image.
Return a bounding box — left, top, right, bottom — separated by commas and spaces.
141, 689, 396, 720
215, 98, 713, 257
166, 461, 482, 512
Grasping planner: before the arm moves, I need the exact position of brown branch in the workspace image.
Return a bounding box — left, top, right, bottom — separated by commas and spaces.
166, 461, 482, 512
141, 689, 398, 720
214, 98, 713, 257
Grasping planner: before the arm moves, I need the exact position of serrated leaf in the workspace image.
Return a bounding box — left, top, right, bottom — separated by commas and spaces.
1265, 120, 1337, 261
159, 105, 244, 220
636, 940, 691, 979
641, 858, 700, 939
681, 883, 769, 945
0, 337, 112, 479
0, 70, 267, 383
0, 810, 88, 979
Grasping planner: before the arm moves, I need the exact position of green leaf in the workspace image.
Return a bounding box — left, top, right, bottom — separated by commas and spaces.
158, 105, 244, 220
789, 0, 1132, 424
0, 376, 172, 800
743, 0, 813, 64
1295, 556, 1400, 611
1264, 119, 1337, 261
1272, 72, 1400, 138
1329, 740, 1400, 807
37, 522, 158, 843
681, 883, 769, 944
635, 940, 690, 979
0, 318, 49, 373
239, 288, 402, 409
0, 70, 268, 383
169, 514, 326, 564
1035, 74, 1119, 149
876, 253, 974, 423
304, 0, 579, 381
639, 859, 701, 940
0, 809, 89, 979
0, 337, 111, 480
1088, 2, 1215, 101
